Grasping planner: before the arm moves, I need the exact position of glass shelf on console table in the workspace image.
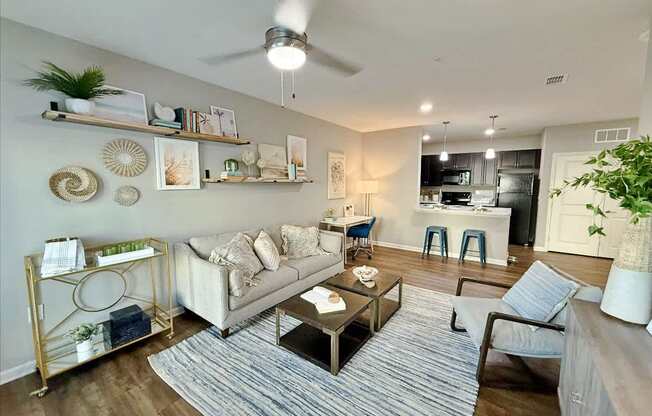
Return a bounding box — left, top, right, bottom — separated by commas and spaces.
24, 237, 174, 398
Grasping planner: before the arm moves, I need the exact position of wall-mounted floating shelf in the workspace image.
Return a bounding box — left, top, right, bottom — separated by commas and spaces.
202, 177, 314, 184
41, 111, 250, 145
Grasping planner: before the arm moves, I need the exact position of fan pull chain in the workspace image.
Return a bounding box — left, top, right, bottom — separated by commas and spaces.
280, 71, 285, 108
291, 71, 296, 100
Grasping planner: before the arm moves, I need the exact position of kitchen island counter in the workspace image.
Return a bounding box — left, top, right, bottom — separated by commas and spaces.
415, 205, 511, 218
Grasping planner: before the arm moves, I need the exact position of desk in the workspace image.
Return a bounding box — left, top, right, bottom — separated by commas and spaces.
320, 216, 373, 264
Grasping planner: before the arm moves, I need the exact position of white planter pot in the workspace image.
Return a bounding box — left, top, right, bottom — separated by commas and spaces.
600, 264, 652, 324
600, 217, 652, 324
65, 98, 95, 115
75, 339, 93, 353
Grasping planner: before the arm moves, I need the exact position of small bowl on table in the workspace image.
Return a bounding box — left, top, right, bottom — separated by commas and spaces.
352, 265, 379, 288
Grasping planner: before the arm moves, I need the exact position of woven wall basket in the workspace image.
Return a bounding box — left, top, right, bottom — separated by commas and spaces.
102, 139, 147, 177
114, 185, 140, 206
49, 166, 99, 202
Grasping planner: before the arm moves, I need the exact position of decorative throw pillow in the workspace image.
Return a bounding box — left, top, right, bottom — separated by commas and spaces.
280, 225, 327, 259
503, 261, 579, 331
208, 233, 264, 296
253, 230, 281, 271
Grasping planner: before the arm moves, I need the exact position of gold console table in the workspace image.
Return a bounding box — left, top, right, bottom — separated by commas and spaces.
24, 238, 174, 398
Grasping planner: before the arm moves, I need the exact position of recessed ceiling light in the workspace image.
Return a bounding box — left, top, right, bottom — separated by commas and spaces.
422, 133, 431, 141
420, 102, 433, 113
484, 128, 495, 136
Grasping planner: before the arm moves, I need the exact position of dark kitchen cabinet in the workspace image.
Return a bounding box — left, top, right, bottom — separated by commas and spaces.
471, 153, 485, 185
484, 156, 497, 185
420, 155, 442, 186
498, 149, 540, 169
452, 153, 471, 169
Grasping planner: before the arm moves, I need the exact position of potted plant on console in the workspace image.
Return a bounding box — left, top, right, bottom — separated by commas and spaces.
551, 135, 652, 324
24, 61, 122, 115
69, 323, 99, 359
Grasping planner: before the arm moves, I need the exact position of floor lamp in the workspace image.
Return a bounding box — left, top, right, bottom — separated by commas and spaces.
359, 180, 378, 216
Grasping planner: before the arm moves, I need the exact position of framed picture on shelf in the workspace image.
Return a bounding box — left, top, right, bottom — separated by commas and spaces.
258, 143, 287, 178
210, 106, 237, 137
198, 112, 221, 135
343, 204, 354, 217
93, 86, 148, 125
154, 137, 200, 190
287, 135, 307, 171
327, 152, 346, 199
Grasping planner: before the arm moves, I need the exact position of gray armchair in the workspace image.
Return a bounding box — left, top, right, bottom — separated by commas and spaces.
449, 265, 602, 385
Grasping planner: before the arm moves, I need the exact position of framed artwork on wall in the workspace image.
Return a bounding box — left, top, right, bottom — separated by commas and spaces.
154, 137, 200, 190
258, 143, 287, 178
328, 152, 346, 199
287, 135, 307, 171
209, 106, 238, 138
93, 86, 148, 125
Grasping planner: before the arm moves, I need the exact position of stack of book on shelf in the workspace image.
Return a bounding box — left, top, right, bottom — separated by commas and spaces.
150, 119, 181, 129
173, 107, 220, 134
300, 286, 346, 314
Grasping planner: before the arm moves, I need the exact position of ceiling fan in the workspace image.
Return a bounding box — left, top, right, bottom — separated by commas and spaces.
199, 0, 362, 77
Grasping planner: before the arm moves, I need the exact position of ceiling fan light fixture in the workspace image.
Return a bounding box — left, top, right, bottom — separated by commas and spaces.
267, 46, 306, 70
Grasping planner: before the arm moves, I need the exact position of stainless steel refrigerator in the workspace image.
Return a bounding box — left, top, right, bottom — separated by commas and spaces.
496, 172, 538, 245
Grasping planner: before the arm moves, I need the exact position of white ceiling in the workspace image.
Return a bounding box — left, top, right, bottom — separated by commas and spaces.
2, 0, 650, 139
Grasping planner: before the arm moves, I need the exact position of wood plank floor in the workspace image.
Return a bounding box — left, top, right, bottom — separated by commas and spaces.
0, 245, 612, 416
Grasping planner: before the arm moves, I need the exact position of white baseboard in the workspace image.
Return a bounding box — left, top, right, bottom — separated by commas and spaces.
0, 306, 186, 386
533, 246, 547, 252
374, 241, 508, 266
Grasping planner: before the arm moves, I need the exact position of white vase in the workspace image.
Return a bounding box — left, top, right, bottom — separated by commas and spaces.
65, 98, 95, 115
76, 339, 93, 353
600, 217, 652, 324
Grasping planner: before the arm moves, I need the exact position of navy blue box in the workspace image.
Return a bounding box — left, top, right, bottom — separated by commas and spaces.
103, 305, 152, 349
110, 305, 144, 328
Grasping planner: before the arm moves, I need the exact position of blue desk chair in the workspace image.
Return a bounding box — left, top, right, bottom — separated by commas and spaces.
347, 217, 377, 260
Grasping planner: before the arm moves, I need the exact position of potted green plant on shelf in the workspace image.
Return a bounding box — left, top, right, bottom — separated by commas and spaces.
550, 135, 652, 324
69, 323, 99, 354
24, 61, 122, 115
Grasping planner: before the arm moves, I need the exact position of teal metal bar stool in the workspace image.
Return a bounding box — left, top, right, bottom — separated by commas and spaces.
422, 226, 448, 260
459, 229, 487, 265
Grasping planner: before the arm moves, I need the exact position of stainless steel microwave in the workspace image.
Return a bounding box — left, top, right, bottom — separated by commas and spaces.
442, 170, 471, 185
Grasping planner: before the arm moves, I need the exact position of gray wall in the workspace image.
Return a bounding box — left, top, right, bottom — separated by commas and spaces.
533, 118, 639, 248
640, 22, 652, 135
0, 19, 362, 374
422, 134, 542, 155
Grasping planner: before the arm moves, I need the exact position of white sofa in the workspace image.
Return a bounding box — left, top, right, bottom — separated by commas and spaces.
174, 227, 344, 337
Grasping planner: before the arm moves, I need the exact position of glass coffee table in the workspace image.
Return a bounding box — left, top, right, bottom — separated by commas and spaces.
275, 287, 375, 376
326, 269, 402, 331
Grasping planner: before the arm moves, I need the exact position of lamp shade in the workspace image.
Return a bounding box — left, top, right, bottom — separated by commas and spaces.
359, 180, 379, 194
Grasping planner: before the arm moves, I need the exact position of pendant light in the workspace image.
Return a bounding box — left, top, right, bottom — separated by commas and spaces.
485, 115, 498, 159
440, 121, 450, 161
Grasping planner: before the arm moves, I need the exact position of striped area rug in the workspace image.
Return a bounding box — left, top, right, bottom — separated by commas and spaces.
149, 285, 479, 415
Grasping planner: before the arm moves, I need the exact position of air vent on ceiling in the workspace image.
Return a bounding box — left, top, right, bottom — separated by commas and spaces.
545, 74, 568, 85
594, 127, 630, 143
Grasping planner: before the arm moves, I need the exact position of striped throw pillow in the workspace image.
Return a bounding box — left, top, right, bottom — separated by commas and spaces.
503, 261, 579, 330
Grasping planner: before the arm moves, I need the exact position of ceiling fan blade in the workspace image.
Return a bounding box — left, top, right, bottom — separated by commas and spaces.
199, 47, 263, 66
274, 0, 317, 34
307, 45, 362, 77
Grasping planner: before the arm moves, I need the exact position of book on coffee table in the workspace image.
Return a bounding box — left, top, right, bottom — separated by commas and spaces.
300, 286, 346, 314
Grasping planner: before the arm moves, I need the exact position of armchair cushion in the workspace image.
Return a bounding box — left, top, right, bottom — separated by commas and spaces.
502, 260, 579, 329
451, 297, 565, 357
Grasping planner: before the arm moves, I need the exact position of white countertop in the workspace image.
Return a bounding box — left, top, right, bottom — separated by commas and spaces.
415, 204, 511, 218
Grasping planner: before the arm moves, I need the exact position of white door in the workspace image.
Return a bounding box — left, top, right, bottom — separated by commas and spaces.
547, 152, 601, 256
597, 195, 628, 258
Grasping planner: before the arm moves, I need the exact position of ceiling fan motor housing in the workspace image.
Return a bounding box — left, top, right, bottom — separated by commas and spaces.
265, 26, 307, 52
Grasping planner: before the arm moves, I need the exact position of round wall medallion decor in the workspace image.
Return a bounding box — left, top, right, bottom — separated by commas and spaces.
102, 139, 147, 177
114, 186, 140, 206
49, 166, 99, 202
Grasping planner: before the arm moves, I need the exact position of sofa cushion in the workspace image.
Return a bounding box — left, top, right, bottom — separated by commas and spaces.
229, 265, 298, 310
280, 225, 326, 259
253, 230, 281, 271
451, 297, 565, 357
503, 260, 579, 329
189, 228, 260, 259
209, 233, 264, 292
284, 253, 342, 280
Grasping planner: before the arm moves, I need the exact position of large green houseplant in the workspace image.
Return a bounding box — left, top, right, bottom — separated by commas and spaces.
551, 135, 652, 324
24, 61, 122, 115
